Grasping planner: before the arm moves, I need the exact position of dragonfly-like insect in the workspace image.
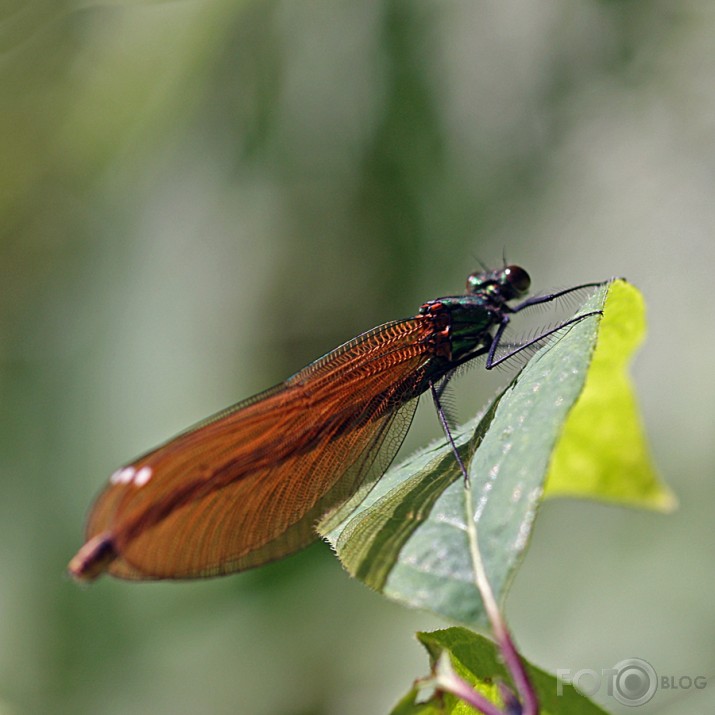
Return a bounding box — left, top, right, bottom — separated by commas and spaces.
69, 265, 604, 582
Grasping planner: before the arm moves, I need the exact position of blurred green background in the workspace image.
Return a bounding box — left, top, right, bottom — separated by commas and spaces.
2, 1, 714, 713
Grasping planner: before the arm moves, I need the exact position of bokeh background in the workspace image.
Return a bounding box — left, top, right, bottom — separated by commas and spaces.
2, 1, 714, 713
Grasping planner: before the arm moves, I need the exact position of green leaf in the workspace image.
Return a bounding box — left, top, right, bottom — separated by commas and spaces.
544, 280, 676, 510
321, 281, 671, 627
390, 687, 442, 715
389, 627, 609, 715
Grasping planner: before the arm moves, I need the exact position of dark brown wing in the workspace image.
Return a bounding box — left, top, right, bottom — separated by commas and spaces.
69, 318, 438, 581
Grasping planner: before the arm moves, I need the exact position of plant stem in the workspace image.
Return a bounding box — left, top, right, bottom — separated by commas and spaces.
463, 483, 538, 715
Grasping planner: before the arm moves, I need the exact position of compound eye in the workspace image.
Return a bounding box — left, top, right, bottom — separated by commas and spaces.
504, 265, 530, 294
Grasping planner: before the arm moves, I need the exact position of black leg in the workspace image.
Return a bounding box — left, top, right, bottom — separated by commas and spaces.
486, 311, 602, 369
430, 380, 470, 484
510, 281, 608, 314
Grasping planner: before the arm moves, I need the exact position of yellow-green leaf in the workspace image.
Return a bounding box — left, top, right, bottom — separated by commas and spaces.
544, 281, 676, 511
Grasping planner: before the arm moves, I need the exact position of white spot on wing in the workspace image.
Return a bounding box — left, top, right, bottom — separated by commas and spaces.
118, 466, 135, 484
133, 465, 153, 487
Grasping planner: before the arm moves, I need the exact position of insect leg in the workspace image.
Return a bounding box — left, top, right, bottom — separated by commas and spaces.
486, 310, 603, 369
429, 380, 470, 484
510, 280, 609, 314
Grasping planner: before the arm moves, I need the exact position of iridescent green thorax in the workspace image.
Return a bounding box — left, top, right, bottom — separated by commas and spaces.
419, 296, 497, 364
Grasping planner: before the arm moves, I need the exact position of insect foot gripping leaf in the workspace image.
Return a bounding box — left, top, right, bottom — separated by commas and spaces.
544, 280, 676, 511
323, 281, 672, 628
